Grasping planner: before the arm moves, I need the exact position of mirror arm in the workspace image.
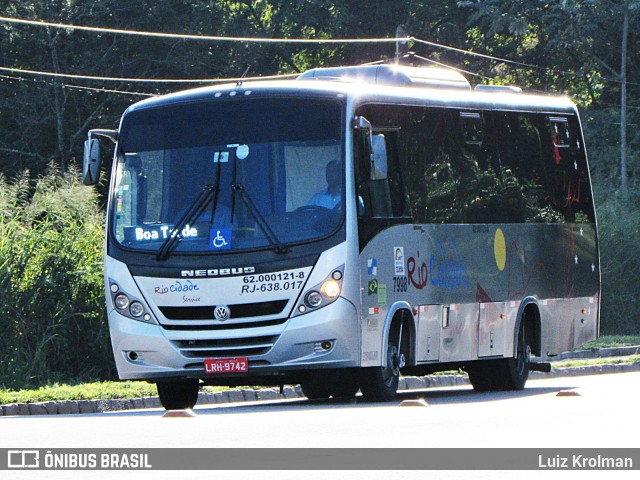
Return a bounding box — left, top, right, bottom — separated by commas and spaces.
88, 129, 118, 144
353, 116, 373, 147
83, 128, 116, 186
353, 115, 374, 166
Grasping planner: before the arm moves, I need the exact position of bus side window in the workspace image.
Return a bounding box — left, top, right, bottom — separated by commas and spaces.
392, 106, 459, 224
355, 127, 407, 219
546, 117, 595, 223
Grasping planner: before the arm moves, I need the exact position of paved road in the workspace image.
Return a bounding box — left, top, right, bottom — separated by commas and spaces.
1, 372, 638, 480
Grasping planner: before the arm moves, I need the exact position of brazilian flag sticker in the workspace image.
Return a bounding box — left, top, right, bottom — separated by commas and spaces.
368, 279, 378, 295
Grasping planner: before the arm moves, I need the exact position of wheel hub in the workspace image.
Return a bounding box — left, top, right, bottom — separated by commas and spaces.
388, 346, 405, 376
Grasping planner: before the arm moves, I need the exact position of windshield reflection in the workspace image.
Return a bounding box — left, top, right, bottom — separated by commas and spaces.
111, 98, 344, 254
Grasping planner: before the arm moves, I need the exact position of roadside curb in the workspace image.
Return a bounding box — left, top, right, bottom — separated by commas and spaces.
542, 345, 640, 361
2, 354, 639, 417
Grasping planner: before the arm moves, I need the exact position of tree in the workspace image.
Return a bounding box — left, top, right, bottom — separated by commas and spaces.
458, 0, 640, 199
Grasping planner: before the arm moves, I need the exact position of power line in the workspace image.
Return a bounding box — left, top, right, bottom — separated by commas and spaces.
0, 72, 156, 97
61, 83, 155, 97
412, 38, 640, 87
0, 16, 402, 44
410, 53, 495, 82
1, 15, 637, 89
0, 67, 299, 83
0, 65, 297, 84
411, 38, 578, 75
0, 14, 602, 79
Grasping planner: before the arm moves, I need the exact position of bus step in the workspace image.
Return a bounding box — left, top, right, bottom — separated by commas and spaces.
529, 362, 552, 373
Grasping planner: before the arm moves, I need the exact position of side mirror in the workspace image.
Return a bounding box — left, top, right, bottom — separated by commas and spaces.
354, 116, 388, 180
357, 195, 365, 217
83, 138, 101, 185
370, 134, 388, 181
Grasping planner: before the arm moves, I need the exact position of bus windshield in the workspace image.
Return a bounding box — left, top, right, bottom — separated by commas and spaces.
111, 97, 344, 254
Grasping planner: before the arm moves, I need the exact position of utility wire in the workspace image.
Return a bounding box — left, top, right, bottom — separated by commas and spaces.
410, 53, 495, 82
0, 14, 619, 81
61, 84, 155, 97
1, 15, 637, 87
0, 16, 402, 44
0, 72, 156, 96
412, 38, 640, 87
0, 65, 297, 83
412, 38, 579, 77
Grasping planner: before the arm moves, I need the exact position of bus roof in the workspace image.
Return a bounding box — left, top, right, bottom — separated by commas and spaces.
124, 66, 578, 117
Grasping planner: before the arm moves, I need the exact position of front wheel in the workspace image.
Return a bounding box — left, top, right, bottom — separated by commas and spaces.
360, 336, 404, 402
300, 378, 331, 400
301, 373, 360, 400
157, 379, 200, 410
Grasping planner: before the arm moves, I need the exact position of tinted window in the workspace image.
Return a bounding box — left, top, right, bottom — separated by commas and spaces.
356, 104, 595, 224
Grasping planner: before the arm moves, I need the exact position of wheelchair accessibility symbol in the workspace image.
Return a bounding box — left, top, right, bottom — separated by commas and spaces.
209, 228, 232, 250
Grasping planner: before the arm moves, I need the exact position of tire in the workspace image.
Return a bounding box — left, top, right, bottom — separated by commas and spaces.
360, 324, 404, 402
329, 376, 360, 399
301, 373, 360, 399
500, 319, 531, 390
467, 360, 501, 392
467, 320, 531, 392
157, 379, 200, 410
300, 379, 332, 400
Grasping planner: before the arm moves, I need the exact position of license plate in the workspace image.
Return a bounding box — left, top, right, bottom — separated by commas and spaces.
204, 357, 249, 374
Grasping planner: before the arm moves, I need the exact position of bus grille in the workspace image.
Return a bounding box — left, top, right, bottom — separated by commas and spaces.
159, 299, 288, 321
173, 335, 278, 358
161, 318, 287, 331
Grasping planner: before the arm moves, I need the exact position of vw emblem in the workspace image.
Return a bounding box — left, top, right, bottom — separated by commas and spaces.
214, 305, 230, 321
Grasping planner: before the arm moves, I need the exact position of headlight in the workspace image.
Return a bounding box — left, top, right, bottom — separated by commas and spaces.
115, 294, 129, 310
294, 266, 344, 316
321, 279, 341, 298
109, 280, 156, 324
129, 301, 145, 318
305, 291, 323, 308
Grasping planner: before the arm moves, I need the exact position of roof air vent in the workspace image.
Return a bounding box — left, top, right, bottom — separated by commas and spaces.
298, 65, 471, 90
474, 84, 523, 93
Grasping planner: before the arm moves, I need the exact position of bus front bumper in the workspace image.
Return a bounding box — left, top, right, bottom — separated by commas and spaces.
108, 297, 361, 382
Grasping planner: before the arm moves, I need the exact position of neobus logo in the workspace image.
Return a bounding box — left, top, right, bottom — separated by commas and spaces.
180, 267, 255, 278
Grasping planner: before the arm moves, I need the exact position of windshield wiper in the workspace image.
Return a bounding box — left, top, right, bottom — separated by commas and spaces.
156, 184, 217, 261
232, 182, 289, 254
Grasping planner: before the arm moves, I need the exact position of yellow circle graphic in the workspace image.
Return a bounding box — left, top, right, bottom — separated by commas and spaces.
494, 228, 506, 271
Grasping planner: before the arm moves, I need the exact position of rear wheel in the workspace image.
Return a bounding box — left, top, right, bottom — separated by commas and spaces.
500, 319, 531, 390
467, 319, 531, 392
157, 379, 200, 410
467, 360, 500, 392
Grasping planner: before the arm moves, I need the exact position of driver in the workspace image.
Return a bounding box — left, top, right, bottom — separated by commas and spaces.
306, 160, 342, 209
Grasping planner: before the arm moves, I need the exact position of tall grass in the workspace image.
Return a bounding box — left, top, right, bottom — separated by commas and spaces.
0, 165, 114, 389
596, 198, 640, 335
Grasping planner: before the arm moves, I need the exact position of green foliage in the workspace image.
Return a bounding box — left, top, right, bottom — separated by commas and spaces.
595, 196, 640, 334
0, 381, 156, 404
578, 335, 640, 349
0, 166, 113, 389
552, 354, 640, 368
586, 104, 640, 334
